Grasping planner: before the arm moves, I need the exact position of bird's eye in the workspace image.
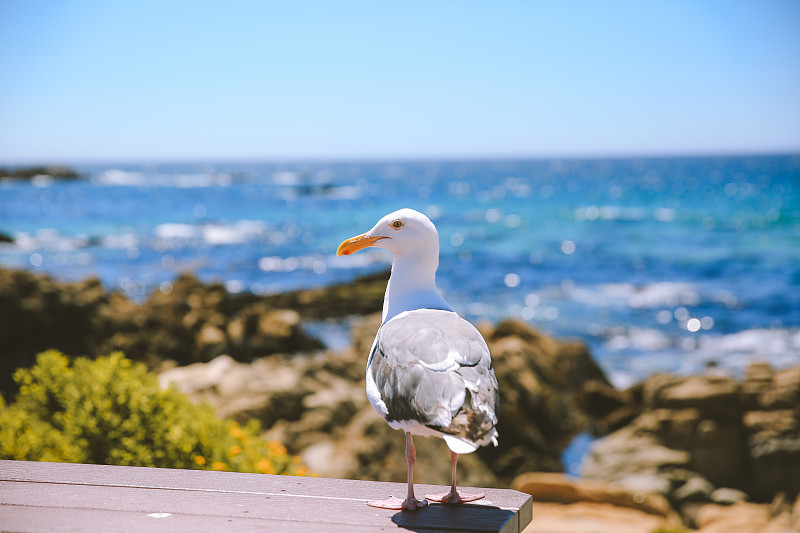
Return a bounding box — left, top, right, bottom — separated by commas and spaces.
391, 220, 404, 230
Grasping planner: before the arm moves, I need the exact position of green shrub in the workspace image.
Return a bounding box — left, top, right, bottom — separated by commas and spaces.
0, 350, 306, 475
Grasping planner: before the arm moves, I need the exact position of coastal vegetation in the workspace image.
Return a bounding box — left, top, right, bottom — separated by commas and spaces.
0, 350, 305, 475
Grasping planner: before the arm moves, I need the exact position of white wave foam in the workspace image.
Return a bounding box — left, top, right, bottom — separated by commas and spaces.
326, 185, 361, 199
627, 282, 701, 308
12, 229, 88, 252
93, 169, 147, 186
173, 173, 232, 188
574, 206, 676, 223
202, 220, 266, 245
601, 327, 800, 387
92, 169, 232, 187
272, 171, 300, 186
697, 328, 800, 359
31, 174, 55, 188
605, 328, 672, 352
560, 281, 701, 309
101, 232, 139, 249
257, 255, 328, 274
153, 220, 267, 245
154, 223, 199, 240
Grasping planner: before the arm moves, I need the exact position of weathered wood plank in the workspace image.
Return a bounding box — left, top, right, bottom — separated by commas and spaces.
0, 460, 530, 509
0, 460, 532, 532
0, 506, 386, 533
1, 481, 518, 533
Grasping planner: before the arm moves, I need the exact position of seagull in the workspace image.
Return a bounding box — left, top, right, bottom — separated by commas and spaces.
337, 208, 499, 511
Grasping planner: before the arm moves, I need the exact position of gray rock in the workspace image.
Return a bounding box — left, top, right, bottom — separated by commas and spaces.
650, 375, 740, 418
585, 363, 800, 505
673, 476, 714, 503
615, 473, 672, 496
582, 427, 691, 483
711, 487, 749, 505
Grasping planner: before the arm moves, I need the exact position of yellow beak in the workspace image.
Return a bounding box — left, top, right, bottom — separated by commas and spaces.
336, 233, 388, 256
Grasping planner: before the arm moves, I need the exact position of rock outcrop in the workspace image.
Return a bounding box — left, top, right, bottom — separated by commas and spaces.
512, 472, 676, 518
0, 262, 610, 486
259, 269, 388, 320
0, 166, 80, 181
0, 268, 324, 397
513, 472, 800, 533
582, 364, 800, 525
160, 316, 607, 488
479, 320, 612, 479
693, 498, 800, 533
513, 472, 680, 533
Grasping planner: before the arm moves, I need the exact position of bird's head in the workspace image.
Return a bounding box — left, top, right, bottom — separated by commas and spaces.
336, 208, 439, 258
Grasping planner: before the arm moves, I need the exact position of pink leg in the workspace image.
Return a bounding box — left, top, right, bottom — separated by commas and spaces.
367, 432, 428, 511
425, 451, 485, 504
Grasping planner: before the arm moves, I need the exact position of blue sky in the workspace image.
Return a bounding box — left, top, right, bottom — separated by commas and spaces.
1, 1, 799, 163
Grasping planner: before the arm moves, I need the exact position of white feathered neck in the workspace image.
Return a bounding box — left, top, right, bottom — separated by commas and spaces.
382, 244, 453, 324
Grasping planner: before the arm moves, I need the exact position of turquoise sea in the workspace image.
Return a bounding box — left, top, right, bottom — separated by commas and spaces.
1, 155, 799, 388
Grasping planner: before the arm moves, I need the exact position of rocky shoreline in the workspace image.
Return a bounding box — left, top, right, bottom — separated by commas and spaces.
579, 366, 800, 530
0, 165, 80, 181
0, 269, 316, 396
158, 314, 610, 488
1, 266, 798, 532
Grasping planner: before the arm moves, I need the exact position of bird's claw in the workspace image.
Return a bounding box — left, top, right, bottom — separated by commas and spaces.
424, 491, 485, 504
367, 496, 428, 511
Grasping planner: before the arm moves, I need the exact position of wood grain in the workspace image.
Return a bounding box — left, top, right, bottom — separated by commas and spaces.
0, 460, 532, 532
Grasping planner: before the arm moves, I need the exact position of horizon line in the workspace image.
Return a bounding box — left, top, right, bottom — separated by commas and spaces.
2, 149, 799, 168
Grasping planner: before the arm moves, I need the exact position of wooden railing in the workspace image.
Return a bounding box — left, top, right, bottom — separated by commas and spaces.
0, 460, 532, 532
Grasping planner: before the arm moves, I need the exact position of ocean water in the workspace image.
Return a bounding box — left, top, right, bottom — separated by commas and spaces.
1, 156, 799, 387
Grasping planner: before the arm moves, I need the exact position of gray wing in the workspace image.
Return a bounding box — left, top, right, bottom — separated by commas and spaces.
369, 308, 499, 444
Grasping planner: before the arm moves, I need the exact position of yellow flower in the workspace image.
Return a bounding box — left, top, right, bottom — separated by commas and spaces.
256, 458, 274, 474
211, 461, 226, 471
194, 455, 206, 466
230, 445, 242, 456
229, 423, 245, 440
267, 441, 287, 456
